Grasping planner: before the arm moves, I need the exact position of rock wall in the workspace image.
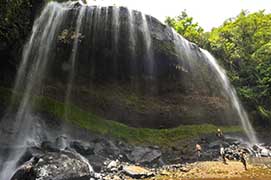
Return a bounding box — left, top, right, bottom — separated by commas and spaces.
0, 2, 239, 128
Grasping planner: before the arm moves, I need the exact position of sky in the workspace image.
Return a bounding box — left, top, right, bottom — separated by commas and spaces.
86, 0, 271, 31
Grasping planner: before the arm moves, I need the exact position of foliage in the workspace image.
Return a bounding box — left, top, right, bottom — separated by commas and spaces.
58, 29, 84, 44
207, 10, 271, 125
165, 11, 205, 46
0, 0, 38, 47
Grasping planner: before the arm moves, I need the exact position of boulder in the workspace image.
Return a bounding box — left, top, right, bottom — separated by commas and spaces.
261, 148, 270, 157
55, 135, 69, 150
127, 146, 162, 164
86, 155, 106, 172
123, 165, 154, 178
40, 141, 59, 152
11, 157, 39, 180
107, 160, 118, 169
208, 140, 229, 149
70, 140, 94, 155
11, 150, 93, 180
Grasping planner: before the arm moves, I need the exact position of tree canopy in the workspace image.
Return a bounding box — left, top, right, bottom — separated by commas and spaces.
165, 11, 205, 45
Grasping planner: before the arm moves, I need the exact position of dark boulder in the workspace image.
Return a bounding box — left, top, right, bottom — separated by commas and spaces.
11, 157, 39, 180
70, 140, 95, 155
127, 146, 162, 164
11, 150, 93, 180
86, 155, 106, 172
208, 140, 229, 149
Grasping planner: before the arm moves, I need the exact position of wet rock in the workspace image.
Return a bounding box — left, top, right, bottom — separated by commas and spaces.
12, 150, 93, 180
107, 140, 121, 156
94, 142, 105, 155
17, 147, 44, 166
107, 160, 118, 169
35, 150, 92, 179
86, 155, 106, 172
40, 141, 59, 152
127, 146, 162, 164
260, 148, 270, 157
123, 165, 154, 178
70, 140, 94, 155
11, 157, 39, 180
55, 135, 69, 150
208, 140, 229, 149
91, 140, 122, 160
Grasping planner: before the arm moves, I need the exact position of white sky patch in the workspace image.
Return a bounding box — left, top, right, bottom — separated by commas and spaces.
86, 0, 271, 31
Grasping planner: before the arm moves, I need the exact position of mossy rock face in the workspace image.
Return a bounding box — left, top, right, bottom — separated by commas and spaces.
0, 87, 242, 147
0, 3, 239, 129
40, 5, 238, 128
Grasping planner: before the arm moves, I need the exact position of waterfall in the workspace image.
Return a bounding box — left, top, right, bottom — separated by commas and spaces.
201, 50, 258, 144
0, 2, 73, 179
64, 6, 87, 121
128, 9, 138, 87
128, 9, 136, 57
172, 30, 257, 144
0, 1, 259, 178
112, 6, 120, 48
141, 13, 155, 77
112, 6, 120, 78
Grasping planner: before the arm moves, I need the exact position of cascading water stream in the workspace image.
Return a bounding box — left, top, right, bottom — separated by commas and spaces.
172, 31, 257, 144
89, 6, 101, 78
172, 30, 192, 73
201, 49, 258, 144
64, 6, 87, 121
128, 9, 136, 57
0, 2, 73, 179
128, 9, 138, 88
112, 6, 120, 48
112, 6, 120, 77
141, 14, 155, 77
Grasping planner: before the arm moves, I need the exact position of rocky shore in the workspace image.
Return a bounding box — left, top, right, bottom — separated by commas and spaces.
7, 131, 271, 180
1, 111, 270, 180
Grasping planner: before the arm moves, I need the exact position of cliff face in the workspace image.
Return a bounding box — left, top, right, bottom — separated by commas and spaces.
0, 2, 238, 128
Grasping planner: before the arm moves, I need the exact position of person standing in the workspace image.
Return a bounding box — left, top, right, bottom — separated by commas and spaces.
196, 143, 202, 160
240, 151, 248, 170
220, 144, 227, 164
216, 128, 224, 139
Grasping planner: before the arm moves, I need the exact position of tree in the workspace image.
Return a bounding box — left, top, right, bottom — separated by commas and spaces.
165, 11, 205, 46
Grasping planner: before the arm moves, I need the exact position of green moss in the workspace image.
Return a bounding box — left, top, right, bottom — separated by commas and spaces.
0, 87, 242, 147
37, 96, 241, 146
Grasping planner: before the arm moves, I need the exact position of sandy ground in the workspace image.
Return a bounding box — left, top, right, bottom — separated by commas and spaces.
149, 161, 271, 180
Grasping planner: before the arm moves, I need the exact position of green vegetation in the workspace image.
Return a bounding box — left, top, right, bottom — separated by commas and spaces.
32, 96, 244, 146
166, 10, 271, 126
165, 11, 206, 46
0, 0, 36, 48
0, 87, 241, 147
